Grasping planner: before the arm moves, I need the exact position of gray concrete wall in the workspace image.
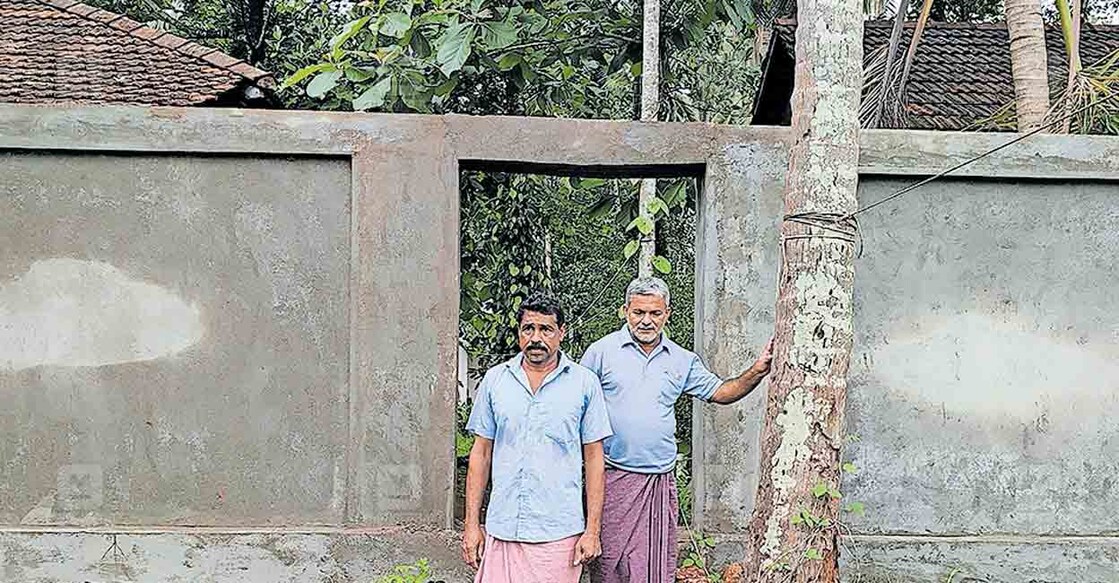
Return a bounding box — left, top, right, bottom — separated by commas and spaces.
1, 152, 351, 527
840, 176, 1119, 582
2, 105, 1118, 582
696, 137, 1119, 582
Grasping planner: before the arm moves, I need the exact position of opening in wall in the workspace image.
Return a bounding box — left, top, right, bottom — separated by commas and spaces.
454, 161, 704, 527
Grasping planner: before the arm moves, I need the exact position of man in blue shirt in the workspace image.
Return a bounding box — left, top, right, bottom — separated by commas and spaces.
582, 277, 773, 583
462, 293, 613, 582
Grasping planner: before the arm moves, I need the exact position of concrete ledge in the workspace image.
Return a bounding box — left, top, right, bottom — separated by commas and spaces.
686, 532, 1119, 583
0, 527, 472, 583
840, 534, 1119, 583
857, 128, 1119, 181
3, 105, 1118, 184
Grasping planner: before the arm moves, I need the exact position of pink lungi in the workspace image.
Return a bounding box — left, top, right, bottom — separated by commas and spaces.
474, 533, 582, 583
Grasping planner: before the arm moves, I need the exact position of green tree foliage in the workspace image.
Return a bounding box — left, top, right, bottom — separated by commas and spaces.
907, 0, 1002, 22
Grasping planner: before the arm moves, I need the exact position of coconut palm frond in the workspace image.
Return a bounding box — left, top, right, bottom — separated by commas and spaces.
859, 44, 892, 127
1047, 49, 1119, 134
860, 0, 936, 129
972, 49, 1119, 134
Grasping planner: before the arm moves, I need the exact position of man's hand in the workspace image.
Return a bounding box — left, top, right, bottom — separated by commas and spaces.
572, 531, 602, 566
462, 523, 486, 569
751, 336, 775, 375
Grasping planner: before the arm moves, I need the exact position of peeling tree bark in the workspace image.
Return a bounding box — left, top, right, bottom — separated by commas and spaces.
743, 1, 863, 581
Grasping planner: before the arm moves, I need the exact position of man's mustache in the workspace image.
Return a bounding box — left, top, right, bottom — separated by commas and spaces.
526, 343, 548, 351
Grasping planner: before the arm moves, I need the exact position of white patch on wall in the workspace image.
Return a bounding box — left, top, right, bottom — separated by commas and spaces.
872, 312, 1119, 418
0, 259, 203, 370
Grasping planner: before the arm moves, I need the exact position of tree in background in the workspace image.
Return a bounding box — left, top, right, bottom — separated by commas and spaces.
1005, 0, 1053, 130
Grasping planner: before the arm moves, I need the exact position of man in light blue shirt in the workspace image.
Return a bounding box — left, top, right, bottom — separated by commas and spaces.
462, 293, 613, 582
582, 277, 773, 583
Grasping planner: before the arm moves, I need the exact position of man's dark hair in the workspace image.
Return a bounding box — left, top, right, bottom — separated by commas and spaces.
516, 292, 566, 328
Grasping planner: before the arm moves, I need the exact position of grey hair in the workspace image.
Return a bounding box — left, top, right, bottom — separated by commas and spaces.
625, 277, 671, 307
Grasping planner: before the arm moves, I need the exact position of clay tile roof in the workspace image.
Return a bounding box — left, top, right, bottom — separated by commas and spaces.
758, 20, 1119, 130
0, 0, 276, 107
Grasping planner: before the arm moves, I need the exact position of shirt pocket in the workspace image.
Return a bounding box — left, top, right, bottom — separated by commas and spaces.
543, 398, 583, 449
544, 416, 580, 447
542, 423, 582, 476
657, 368, 686, 408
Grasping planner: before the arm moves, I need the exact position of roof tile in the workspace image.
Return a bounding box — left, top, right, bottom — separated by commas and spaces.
201, 51, 240, 69
770, 20, 1119, 130
107, 15, 142, 32
64, 2, 94, 15
0, 0, 275, 106
151, 31, 189, 50
84, 7, 117, 22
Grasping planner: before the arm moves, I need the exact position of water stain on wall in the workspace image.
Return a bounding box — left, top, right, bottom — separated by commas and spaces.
871, 311, 1118, 419
0, 258, 203, 370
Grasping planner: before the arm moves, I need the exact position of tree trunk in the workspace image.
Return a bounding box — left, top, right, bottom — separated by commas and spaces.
743, 0, 863, 580
1056, 0, 1083, 133
753, 25, 773, 68
637, 0, 660, 277
1005, 0, 1051, 131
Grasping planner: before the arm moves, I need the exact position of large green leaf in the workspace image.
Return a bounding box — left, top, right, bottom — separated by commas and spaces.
415, 11, 451, 28
434, 77, 459, 97
329, 16, 370, 54
496, 53, 522, 71
344, 66, 377, 83
576, 177, 606, 189
306, 70, 342, 98
626, 215, 654, 235
587, 196, 614, 221
282, 63, 334, 89
409, 29, 433, 58
480, 21, 518, 50
352, 76, 392, 110
623, 240, 639, 259
662, 181, 687, 208
437, 22, 476, 76
382, 12, 412, 38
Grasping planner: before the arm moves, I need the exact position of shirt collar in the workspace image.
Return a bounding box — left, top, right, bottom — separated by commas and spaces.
504, 351, 572, 391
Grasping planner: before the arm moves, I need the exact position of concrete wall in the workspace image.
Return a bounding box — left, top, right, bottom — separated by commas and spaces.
1, 105, 1118, 582
1, 152, 351, 528
696, 133, 1119, 582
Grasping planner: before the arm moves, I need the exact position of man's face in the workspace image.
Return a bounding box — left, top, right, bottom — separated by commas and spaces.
518, 310, 565, 365
624, 293, 671, 346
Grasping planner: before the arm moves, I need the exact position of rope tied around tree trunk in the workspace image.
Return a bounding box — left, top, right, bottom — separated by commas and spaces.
781, 211, 863, 257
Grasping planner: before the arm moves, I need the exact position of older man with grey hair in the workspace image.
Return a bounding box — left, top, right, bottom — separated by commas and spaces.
581, 277, 773, 583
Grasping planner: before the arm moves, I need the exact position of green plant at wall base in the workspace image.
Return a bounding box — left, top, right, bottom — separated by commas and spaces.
376, 558, 436, 583
675, 441, 693, 519
679, 529, 721, 582
455, 401, 474, 458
